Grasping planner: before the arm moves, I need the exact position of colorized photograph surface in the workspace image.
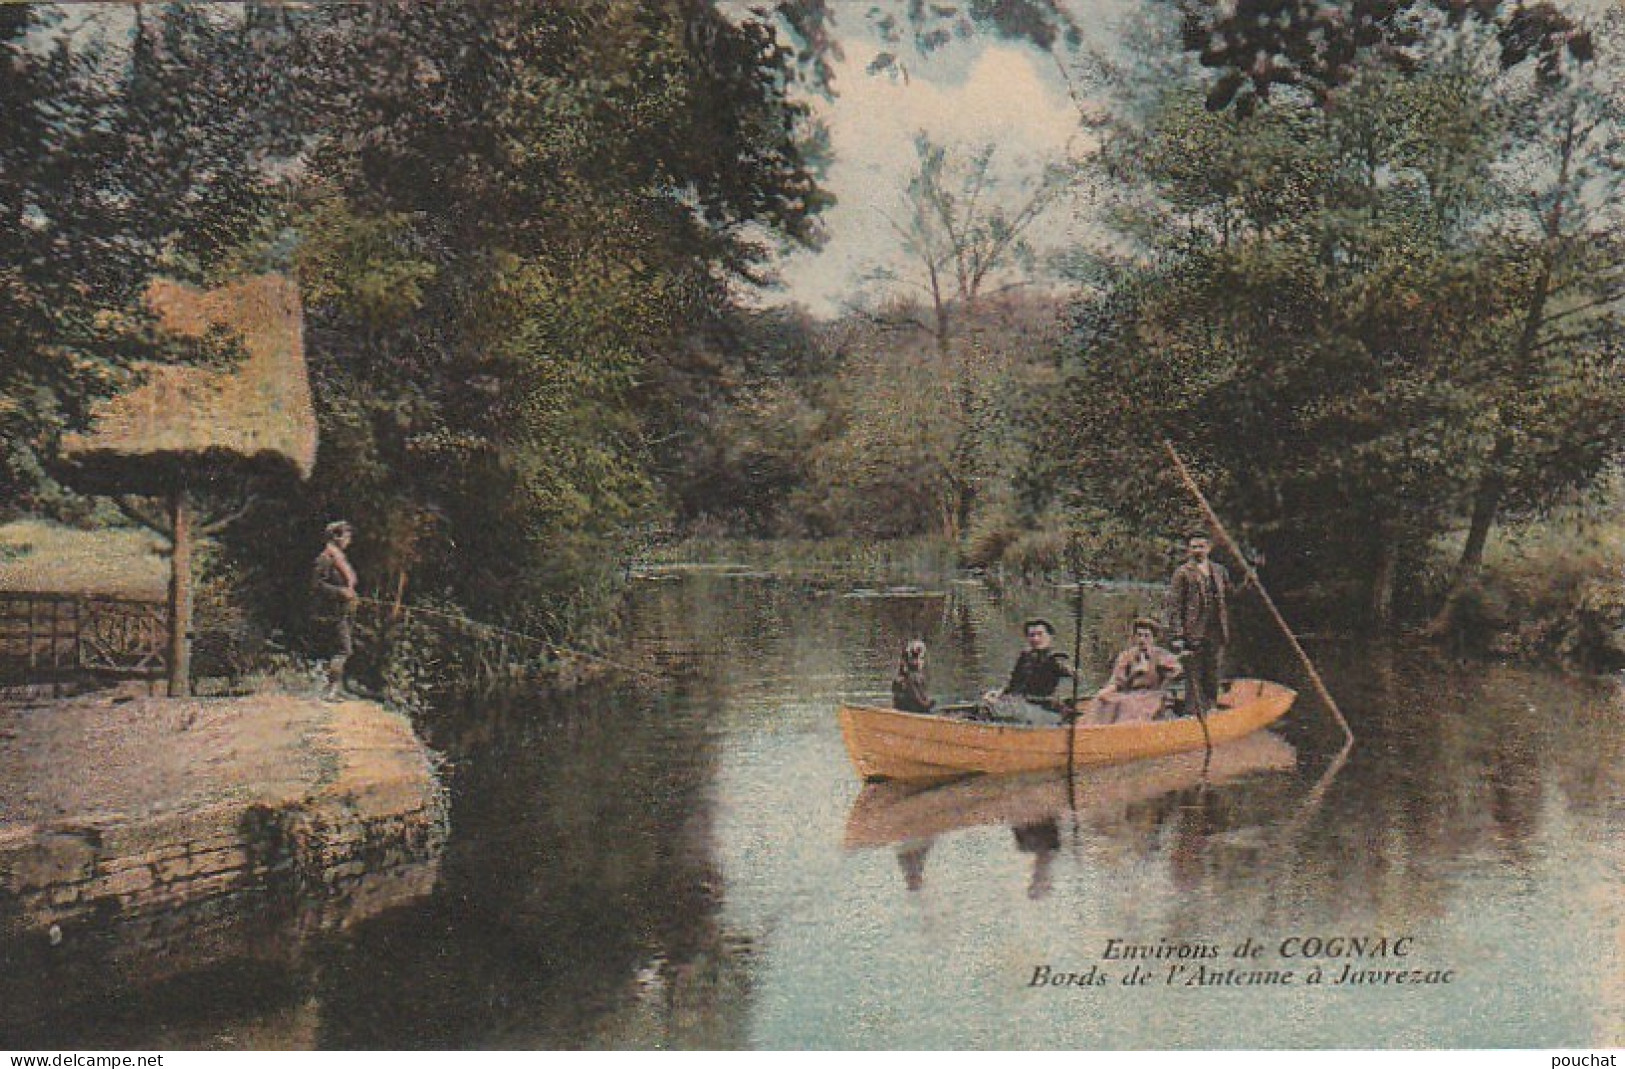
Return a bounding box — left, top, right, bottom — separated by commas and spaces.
1, 0, 1623, 1051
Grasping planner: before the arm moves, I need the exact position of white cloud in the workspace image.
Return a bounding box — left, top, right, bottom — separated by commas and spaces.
771, 39, 1088, 317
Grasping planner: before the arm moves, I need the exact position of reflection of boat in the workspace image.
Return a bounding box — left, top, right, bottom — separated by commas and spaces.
837, 678, 1296, 781
844, 731, 1297, 849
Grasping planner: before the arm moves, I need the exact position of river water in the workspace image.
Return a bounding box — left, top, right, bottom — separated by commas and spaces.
8, 570, 1625, 1049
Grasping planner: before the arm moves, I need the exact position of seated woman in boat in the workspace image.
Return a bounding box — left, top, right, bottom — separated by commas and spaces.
1093, 617, 1182, 725
891, 639, 934, 713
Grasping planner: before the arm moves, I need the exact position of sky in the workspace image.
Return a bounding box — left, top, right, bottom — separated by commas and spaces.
765, 15, 1101, 318
758, 0, 1619, 319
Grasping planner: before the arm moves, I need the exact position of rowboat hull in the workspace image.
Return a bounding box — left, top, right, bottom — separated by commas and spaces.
844, 730, 1297, 848
837, 678, 1297, 781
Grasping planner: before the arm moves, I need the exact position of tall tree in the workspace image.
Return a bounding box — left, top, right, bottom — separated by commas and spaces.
108, 3, 305, 277
244, 0, 831, 633
878, 134, 1072, 353
799, 290, 1067, 543
858, 136, 1074, 539
1062, 9, 1625, 626
1433, 10, 1625, 621
0, 3, 309, 508
0, 6, 127, 506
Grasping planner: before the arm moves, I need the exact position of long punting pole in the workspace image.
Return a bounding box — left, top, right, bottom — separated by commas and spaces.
1161, 440, 1355, 746
1067, 546, 1084, 783
1070, 554, 1084, 709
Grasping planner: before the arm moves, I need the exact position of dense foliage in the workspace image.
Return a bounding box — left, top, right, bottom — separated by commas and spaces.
1173, 0, 1596, 113
0, 5, 284, 509
1062, 7, 1625, 624
4, 0, 1621, 660
259, 1, 829, 634
2, 2, 829, 648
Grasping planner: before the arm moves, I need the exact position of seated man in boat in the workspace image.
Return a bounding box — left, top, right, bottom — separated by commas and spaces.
978, 619, 1075, 726
891, 639, 934, 714
1094, 617, 1183, 725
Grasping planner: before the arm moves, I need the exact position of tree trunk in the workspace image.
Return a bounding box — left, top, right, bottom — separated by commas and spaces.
391, 569, 408, 624
1369, 535, 1398, 631
927, 262, 950, 357
1456, 467, 1503, 581
1425, 110, 1574, 637
938, 490, 958, 542
954, 482, 974, 543
1426, 451, 1505, 635
166, 487, 193, 698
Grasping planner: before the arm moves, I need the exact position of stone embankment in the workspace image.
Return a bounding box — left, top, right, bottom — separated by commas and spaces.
0, 691, 446, 977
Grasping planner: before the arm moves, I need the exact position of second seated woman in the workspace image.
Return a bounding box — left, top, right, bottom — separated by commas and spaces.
1093, 617, 1182, 725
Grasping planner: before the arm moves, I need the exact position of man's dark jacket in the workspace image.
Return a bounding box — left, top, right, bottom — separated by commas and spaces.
1005, 649, 1071, 700
1165, 561, 1234, 646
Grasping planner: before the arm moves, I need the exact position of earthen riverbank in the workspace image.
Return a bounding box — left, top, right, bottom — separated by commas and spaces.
0, 690, 446, 986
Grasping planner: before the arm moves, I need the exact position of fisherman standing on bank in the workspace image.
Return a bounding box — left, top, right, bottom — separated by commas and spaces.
313, 520, 358, 702
1165, 533, 1248, 716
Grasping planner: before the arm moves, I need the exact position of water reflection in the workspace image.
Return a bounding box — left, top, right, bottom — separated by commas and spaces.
7, 574, 1625, 1048
848, 734, 1298, 910
896, 841, 930, 892
685, 579, 1625, 1047
1011, 820, 1060, 900
844, 733, 1297, 850
312, 681, 750, 1049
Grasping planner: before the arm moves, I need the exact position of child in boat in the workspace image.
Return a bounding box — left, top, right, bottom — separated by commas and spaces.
891, 639, 934, 713
1094, 617, 1182, 725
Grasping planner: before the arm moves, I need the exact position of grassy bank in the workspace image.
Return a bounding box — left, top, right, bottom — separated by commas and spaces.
653, 504, 1624, 673
0, 519, 166, 599
1437, 503, 1625, 669
0, 516, 640, 709
640, 535, 962, 583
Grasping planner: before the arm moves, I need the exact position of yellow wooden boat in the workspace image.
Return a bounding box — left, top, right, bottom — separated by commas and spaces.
843, 730, 1297, 848
837, 678, 1296, 781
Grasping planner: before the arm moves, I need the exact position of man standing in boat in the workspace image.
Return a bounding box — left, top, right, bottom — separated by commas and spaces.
1165, 533, 1249, 716
981, 618, 1075, 725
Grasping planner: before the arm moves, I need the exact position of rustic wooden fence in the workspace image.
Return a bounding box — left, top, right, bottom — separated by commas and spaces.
0, 591, 169, 688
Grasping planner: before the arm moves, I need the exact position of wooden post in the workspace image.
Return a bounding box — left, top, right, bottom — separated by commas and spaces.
167, 488, 193, 698
391, 569, 407, 624
27, 595, 37, 673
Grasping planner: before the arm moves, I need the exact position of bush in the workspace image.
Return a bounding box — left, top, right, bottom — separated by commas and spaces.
963, 508, 1023, 571
998, 526, 1069, 580
1432, 509, 1625, 669
976, 506, 1175, 584
192, 564, 269, 694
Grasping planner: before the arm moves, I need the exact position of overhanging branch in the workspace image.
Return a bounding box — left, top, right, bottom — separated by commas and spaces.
114, 495, 173, 539
199, 494, 264, 536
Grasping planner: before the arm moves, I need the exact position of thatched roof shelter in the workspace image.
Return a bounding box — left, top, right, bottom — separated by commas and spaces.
59, 273, 316, 495
55, 273, 316, 697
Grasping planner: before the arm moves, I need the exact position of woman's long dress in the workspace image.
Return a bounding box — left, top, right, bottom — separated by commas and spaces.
1095, 645, 1181, 724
